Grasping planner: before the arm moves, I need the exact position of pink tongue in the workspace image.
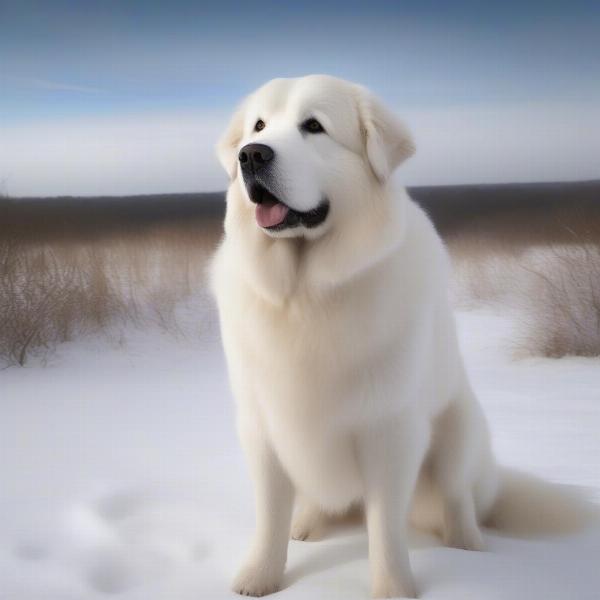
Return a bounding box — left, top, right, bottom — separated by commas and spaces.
255, 201, 289, 228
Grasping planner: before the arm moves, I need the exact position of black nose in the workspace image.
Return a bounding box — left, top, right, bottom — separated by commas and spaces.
238, 143, 274, 172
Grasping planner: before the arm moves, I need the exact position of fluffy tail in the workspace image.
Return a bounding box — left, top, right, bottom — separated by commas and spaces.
485, 467, 600, 537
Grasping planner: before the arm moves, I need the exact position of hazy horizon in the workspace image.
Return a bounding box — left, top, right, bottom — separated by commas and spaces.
1, 1, 599, 196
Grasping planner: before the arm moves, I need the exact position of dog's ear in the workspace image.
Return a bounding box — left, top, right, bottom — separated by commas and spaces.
216, 101, 247, 180
356, 88, 415, 183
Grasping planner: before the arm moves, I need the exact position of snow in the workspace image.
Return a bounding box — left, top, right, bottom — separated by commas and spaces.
1, 306, 599, 600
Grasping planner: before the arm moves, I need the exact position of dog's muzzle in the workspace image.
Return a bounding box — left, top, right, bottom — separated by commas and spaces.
238, 143, 329, 231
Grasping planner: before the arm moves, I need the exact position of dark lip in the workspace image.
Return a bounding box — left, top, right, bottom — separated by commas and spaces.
245, 181, 329, 231
247, 181, 280, 206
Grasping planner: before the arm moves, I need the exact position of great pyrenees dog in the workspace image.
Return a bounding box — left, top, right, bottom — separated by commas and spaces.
209, 75, 587, 598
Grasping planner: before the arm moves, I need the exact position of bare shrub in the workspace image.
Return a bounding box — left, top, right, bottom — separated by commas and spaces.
447, 233, 521, 308
0, 221, 221, 367
516, 244, 600, 357
448, 233, 600, 358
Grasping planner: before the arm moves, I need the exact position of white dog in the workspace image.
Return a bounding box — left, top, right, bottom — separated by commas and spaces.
209, 75, 585, 598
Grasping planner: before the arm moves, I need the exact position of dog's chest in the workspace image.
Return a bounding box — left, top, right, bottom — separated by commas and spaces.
240, 305, 366, 507
222, 281, 405, 507
263, 400, 362, 509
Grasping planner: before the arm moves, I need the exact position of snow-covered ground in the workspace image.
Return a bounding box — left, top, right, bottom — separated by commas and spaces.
1, 306, 599, 600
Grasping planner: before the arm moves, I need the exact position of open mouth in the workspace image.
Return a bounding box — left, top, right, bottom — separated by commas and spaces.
249, 183, 290, 228
248, 183, 329, 231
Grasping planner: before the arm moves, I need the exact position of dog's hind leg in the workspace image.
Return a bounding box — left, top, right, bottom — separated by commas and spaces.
431, 385, 494, 552
291, 498, 331, 541
292, 497, 364, 541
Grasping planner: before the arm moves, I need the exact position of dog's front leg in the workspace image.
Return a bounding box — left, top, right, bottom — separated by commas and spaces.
232, 426, 294, 597
356, 412, 429, 599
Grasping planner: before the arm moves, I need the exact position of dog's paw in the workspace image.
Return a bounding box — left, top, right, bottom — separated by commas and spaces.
290, 517, 326, 542
232, 562, 283, 597
443, 524, 485, 552
371, 572, 417, 599
290, 504, 329, 542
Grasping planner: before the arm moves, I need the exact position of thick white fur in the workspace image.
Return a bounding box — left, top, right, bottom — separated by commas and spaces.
209, 75, 577, 598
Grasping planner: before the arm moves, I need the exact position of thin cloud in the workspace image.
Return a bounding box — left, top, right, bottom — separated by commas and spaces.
15, 77, 108, 94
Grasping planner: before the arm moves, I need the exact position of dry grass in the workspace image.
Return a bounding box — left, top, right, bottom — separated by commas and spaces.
448, 234, 522, 308
517, 244, 600, 357
2, 182, 600, 363
0, 222, 221, 366
448, 233, 600, 358
3, 217, 600, 364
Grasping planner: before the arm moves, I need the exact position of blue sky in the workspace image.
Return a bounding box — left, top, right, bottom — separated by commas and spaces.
1, 0, 599, 195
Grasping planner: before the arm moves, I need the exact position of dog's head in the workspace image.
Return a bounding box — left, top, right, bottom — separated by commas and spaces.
217, 75, 415, 239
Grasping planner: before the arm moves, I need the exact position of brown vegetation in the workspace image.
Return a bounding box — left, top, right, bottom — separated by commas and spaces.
447, 193, 600, 358
0, 220, 221, 366
518, 244, 600, 357
1, 181, 600, 364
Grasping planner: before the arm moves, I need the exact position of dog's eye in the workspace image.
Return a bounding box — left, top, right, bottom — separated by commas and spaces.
301, 118, 325, 134
254, 119, 266, 132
